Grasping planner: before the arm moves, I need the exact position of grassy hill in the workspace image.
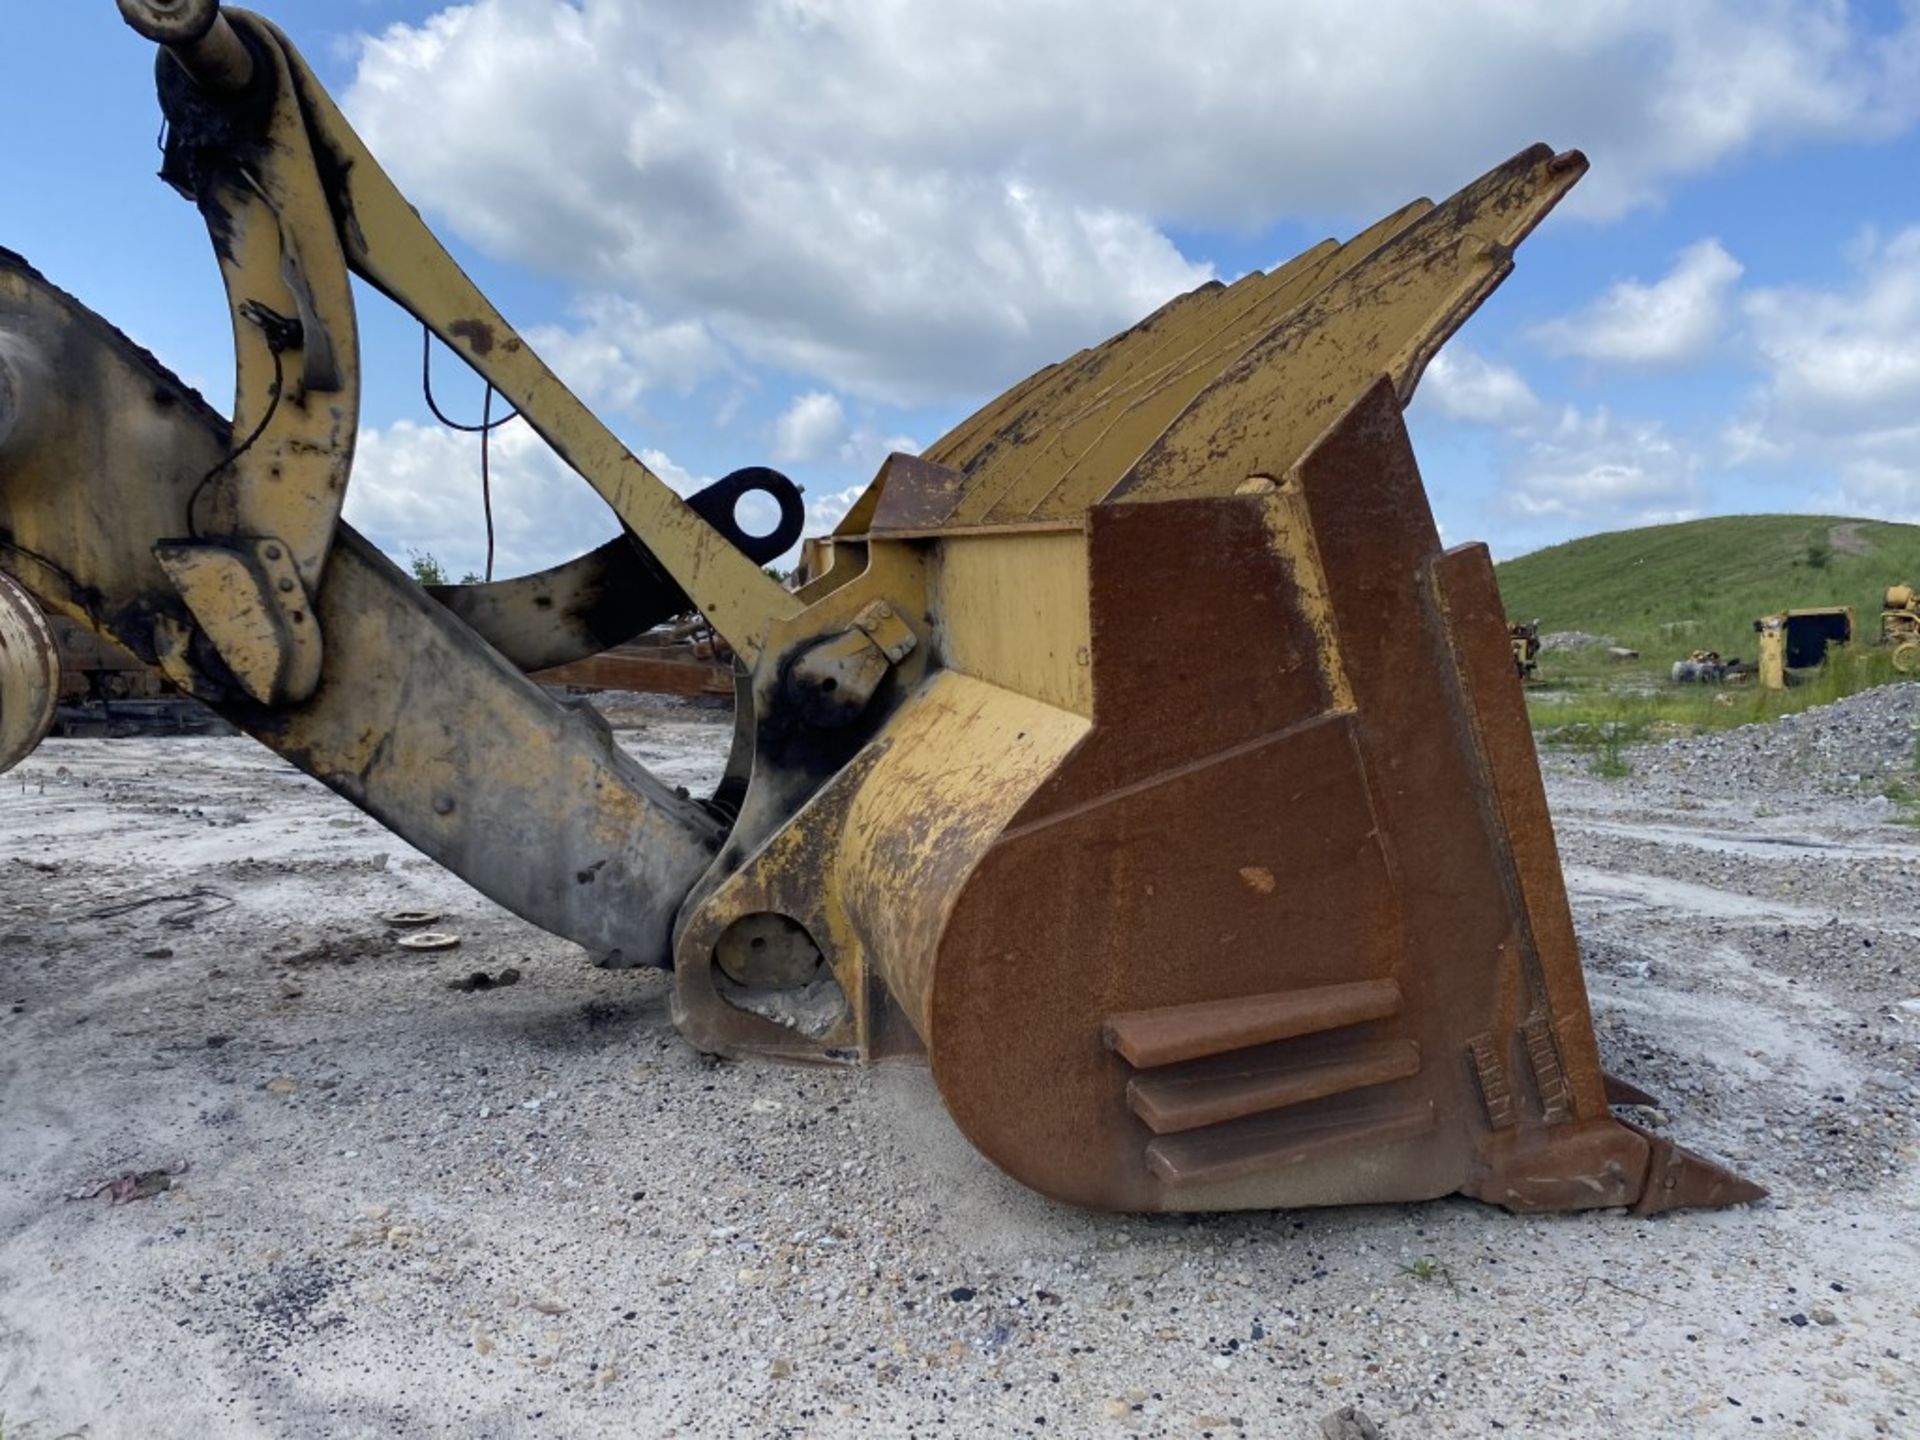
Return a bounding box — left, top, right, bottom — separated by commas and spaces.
1495, 514, 1920, 664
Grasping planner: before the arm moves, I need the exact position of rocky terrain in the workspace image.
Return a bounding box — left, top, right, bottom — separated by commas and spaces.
1, 689, 1916, 1438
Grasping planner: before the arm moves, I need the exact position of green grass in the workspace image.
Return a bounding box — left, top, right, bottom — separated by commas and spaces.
1884, 725, 1920, 827
1397, 1256, 1455, 1288
1497, 514, 1920, 669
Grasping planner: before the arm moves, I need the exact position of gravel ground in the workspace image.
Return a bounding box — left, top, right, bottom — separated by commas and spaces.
2, 691, 1917, 1438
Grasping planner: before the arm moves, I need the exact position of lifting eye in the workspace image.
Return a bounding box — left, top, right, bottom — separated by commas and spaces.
688, 466, 805, 560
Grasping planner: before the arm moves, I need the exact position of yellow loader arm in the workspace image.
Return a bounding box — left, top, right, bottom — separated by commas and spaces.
0, 0, 1761, 1216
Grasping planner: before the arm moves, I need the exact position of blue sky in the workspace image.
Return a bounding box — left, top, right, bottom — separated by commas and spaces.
9, 1, 1920, 576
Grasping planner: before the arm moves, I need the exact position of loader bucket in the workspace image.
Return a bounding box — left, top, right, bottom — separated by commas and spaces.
0, 0, 1758, 1218
671, 145, 1763, 1215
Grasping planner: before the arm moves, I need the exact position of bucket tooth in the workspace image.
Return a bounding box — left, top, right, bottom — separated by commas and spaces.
1604, 1072, 1662, 1109
1631, 1128, 1770, 1215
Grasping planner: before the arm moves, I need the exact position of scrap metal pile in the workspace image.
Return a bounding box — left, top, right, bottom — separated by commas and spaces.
0, 0, 1761, 1216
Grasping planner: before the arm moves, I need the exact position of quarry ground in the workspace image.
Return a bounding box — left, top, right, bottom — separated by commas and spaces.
1, 690, 1917, 1439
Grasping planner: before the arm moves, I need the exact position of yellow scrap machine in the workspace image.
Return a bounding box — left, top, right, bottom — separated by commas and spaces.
1753, 607, 1854, 690
1882, 583, 1919, 674
1508, 620, 1541, 682
0, 2, 1761, 1217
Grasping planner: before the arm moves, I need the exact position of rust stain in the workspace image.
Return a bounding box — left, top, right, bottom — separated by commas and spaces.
448, 319, 495, 356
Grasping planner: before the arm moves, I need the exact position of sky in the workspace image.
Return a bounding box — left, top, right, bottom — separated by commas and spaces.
8, 0, 1920, 578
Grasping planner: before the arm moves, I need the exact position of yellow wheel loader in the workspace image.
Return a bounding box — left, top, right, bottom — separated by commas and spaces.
0, 1, 1760, 1217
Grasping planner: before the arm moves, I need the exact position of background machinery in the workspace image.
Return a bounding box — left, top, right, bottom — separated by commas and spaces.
1754, 606, 1854, 690
0, 0, 1760, 1217
1672, 649, 1734, 684
1508, 619, 1541, 682
1882, 583, 1919, 674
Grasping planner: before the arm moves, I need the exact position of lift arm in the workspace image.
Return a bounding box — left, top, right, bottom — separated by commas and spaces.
116, 0, 800, 704
0, 250, 723, 963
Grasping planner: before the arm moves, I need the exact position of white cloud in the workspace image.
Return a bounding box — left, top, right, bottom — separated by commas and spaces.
1726, 227, 1920, 522
635, 448, 706, 500
1456, 224, 1920, 542
1499, 405, 1701, 531
837, 427, 920, 485
1718, 418, 1788, 468
344, 419, 623, 581
1417, 347, 1541, 425
1415, 347, 1699, 543
771, 391, 848, 464
525, 296, 728, 415
804, 483, 872, 538
1802, 444, 1920, 520
344, 1, 1920, 403
1744, 227, 1920, 433
1532, 239, 1743, 365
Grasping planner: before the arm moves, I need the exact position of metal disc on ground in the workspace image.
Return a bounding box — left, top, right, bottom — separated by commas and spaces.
397, 931, 460, 952
381, 909, 442, 928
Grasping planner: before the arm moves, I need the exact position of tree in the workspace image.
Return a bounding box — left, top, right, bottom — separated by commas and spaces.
407, 549, 448, 586
405, 550, 486, 586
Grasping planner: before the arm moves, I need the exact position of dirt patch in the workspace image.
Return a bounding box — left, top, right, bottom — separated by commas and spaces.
1827, 521, 1872, 556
